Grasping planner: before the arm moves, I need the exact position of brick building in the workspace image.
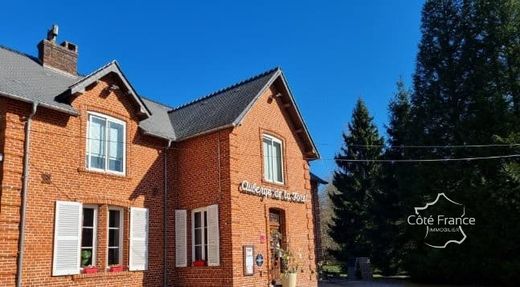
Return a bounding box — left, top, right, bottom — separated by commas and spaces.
0, 26, 325, 287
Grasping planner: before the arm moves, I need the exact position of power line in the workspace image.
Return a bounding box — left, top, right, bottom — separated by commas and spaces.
334, 154, 520, 163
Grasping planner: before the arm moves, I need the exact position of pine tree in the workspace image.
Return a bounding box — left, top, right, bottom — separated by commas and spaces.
373, 79, 412, 275
402, 0, 520, 284
328, 99, 383, 264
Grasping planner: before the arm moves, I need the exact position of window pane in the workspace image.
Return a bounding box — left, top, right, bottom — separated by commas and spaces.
108, 248, 120, 265
108, 121, 124, 172
263, 139, 272, 181
109, 210, 120, 227
82, 228, 93, 247
273, 141, 283, 182
109, 229, 120, 247
195, 246, 202, 261
194, 212, 201, 228
195, 228, 201, 245
83, 208, 94, 227
81, 248, 93, 267
88, 116, 106, 169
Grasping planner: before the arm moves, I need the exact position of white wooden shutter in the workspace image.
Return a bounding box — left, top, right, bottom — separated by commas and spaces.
52, 201, 82, 276
175, 210, 187, 267
206, 204, 220, 266
129, 207, 149, 271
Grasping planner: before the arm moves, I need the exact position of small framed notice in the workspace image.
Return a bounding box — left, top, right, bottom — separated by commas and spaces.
243, 245, 254, 276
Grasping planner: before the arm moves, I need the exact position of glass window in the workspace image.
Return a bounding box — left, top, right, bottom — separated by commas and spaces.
87, 113, 125, 174
108, 208, 123, 266
81, 206, 97, 267
262, 135, 284, 184
193, 209, 208, 261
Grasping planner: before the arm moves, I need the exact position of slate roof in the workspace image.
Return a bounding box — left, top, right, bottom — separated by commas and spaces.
0, 45, 80, 114
168, 68, 279, 140
310, 172, 328, 184
0, 45, 319, 158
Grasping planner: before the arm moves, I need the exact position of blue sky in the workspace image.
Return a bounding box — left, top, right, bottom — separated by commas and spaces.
1, 0, 423, 180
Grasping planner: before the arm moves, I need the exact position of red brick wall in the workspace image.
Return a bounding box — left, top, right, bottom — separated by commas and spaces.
0, 76, 168, 286
229, 85, 318, 287
170, 130, 234, 287
1, 75, 318, 287
0, 98, 30, 287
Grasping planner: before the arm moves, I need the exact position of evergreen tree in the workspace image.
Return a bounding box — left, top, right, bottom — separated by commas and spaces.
401, 0, 520, 284
328, 99, 383, 265
374, 79, 412, 275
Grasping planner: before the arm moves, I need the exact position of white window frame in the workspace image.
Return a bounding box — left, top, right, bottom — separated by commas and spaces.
80, 205, 98, 268
262, 134, 284, 184
107, 207, 124, 267
191, 207, 208, 262
86, 111, 127, 175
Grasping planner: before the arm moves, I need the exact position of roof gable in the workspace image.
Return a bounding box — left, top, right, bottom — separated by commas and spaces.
168, 67, 319, 159
64, 61, 151, 118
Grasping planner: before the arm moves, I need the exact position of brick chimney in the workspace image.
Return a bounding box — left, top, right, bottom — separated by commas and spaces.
38, 25, 78, 75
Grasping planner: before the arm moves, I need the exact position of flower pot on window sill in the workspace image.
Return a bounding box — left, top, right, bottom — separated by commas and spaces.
109, 265, 124, 272
193, 260, 206, 267
82, 266, 98, 274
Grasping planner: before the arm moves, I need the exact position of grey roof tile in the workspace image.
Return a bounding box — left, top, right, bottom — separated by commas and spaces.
168, 68, 279, 140
0, 45, 80, 114
0, 45, 318, 158
139, 97, 176, 140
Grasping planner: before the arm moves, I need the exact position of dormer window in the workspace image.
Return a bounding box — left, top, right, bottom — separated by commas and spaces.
262, 134, 284, 184
86, 112, 126, 174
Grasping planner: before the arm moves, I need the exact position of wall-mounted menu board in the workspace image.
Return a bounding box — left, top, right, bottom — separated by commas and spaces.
243, 245, 254, 276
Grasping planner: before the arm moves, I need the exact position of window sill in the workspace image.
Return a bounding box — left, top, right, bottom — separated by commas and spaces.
261, 179, 287, 189
72, 270, 134, 281
77, 167, 131, 181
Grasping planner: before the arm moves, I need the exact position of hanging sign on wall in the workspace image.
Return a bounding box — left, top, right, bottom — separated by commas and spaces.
239, 180, 307, 203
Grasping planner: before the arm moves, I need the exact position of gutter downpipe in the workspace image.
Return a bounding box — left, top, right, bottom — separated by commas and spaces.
163, 139, 172, 287
16, 102, 38, 287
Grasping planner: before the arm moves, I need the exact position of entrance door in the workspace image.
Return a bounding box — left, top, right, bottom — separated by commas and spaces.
269, 209, 285, 286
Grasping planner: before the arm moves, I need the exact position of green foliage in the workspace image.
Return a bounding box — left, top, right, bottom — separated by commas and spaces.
81, 250, 92, 267
328, 1, 520, 284
328, 99, 384, 264
398, 0, 520, 285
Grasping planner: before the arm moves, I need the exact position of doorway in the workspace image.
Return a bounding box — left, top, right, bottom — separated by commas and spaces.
269, 208, 285, 286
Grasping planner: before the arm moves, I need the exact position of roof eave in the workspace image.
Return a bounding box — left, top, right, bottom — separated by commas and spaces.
175, 123, 236, 142
0, 91, 79, 116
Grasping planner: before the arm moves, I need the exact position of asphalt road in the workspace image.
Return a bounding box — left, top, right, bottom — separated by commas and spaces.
318, 280, 467, 287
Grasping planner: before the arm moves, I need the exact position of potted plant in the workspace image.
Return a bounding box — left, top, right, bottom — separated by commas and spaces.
193, 260, 206, 267
280, 249, 301, 287
271, 233, 301, 287
81, 250, 98, 274
109, 265, 124, 272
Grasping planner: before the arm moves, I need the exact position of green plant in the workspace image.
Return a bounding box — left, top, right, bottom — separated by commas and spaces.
81, 250, 92, 267
271, 231, 302, 275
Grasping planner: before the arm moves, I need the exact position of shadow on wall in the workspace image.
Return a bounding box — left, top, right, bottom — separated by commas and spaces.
129, 135, 171, 287
0, 103, 5, 213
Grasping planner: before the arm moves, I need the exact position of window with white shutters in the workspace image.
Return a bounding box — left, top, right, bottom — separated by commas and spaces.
191, 205, 220, 266
175, 210, 187, 267
53, 201, 82, 276
129, 207, 149, 271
